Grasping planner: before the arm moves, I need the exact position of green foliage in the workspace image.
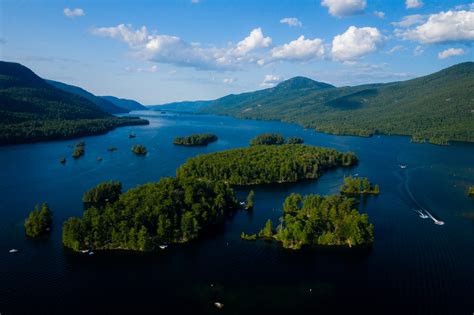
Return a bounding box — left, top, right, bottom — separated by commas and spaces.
258, 219, 274, 238
82, 181, 122, 209
177, 144, 357, 185
131, 144, 147, 155
287, 137, 304, 144
0, 61, 148, 145
72, 142, 85, 159
25, 203, 53, 238
469, 186, 474, 196
250, 133, 285, 146
246, 190, 255, 209
263, 194, 373, 249
62, 177, 238, 252
173, 134, 218, 146
202, 62, 474, 144
340, 176, 380, 195
240, 232, 257, 241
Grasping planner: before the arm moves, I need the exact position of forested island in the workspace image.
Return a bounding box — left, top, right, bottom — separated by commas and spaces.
131, 144, 147, 155
25, 203, 53, 238
469, 186, 474, 196
72, 142, 85, 159
250, 133, 304, 146
173, 134, 218, 146
177, 144, 357, 185
255, 193, 373, 249
62, 178, 237, 252
340, 176, 380, 195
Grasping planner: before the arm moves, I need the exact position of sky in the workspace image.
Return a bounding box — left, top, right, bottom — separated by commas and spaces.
1, 0, 473, 105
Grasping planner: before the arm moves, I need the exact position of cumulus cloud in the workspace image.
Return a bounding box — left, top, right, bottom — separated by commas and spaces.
321, 0, 367, 17
332, 26, 385, 61
413, 45, 424, 56
373, 11, 385, 18
438, 48, 466, 59
396, 10, 474, 44
92, 24, 272, 70
280, 17, 302, 27
64, 8, 85, 17
260, 75, 284, 87
387, 45, 405, 54
391, 14, 425, 28
271, 36, 325, 61
405, 0, 423, 9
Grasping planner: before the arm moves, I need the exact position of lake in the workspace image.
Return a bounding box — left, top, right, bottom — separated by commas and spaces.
0, 111, 473, 314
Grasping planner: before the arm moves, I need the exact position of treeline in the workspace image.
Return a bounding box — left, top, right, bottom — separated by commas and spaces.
62, 178, 237, 252
340, 176, 380, 195
25, 203, 53, 238
250, 133, 303, 146
0, 117, 148, 146
177, 144, 357, 185
256, 193, 373, 249
173, 134, 218, 146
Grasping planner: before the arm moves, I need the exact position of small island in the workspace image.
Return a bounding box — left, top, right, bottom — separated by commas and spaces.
177, 144, 357, 185
250, 133, 286, 146
246, 190, 255, 210
256, 193, 373, 249
240, 232, 257, 241
131, 144, 147, 155
72, 141, 85, 159
25, 203, 53, 238
62, 178, 237, 252
173, 134, 218, 146
107, 146, 118, 152
340, 176, 380, 195
469, 186, 474, 196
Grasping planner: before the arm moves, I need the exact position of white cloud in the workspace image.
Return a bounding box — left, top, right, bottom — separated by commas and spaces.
413, 45, 424, 56
405, 0, 423, 9
331, 26, 385, 61
374, 11, 385, 18
438, 48, 466, 59
321, 0, 367, 17
271, 36, 325, 61
387, 45, 405, 54
92, 24, 272, 70
260, 75, 283, 87
223, 77, 236, 84
125, 65, 158, 73
280, 17, 302, 27
396, 10, 474, 44
391, 14, 425, 28
64, 8, 85, 17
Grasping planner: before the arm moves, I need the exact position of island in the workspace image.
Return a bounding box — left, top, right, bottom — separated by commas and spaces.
173, 134, 218, 146
131, 144, 147, 155
469, 186, 474, 197
340, 176, 380, 195
82, 181, 122, 209
246, 190, 255, 209
240, 232, 257, 241
250, 133, 286, 146
62, 178, 237, 252
287, 137, 304, 144
25, 203, 53, 238
256, 193, 373, 249
72, 141, 85, 159
176, 144, 357, 185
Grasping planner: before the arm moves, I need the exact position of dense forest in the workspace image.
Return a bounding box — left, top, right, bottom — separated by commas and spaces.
201, 63, 474, 144
177, 144, 357, 185
173, 134, 218, 146
340, 176, 380, 195
257, 193, 373, 249
62, 178, 238, 252
25, 203, 53, 238
0, 61, 148, 145
250, 133, 304, 146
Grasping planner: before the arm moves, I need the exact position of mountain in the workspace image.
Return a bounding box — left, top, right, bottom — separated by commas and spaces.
47, 80, 128, 114
0, 61, 148, 145
101, 96, 148, 111
150, 100, 212, 112
201, 62, 474, 144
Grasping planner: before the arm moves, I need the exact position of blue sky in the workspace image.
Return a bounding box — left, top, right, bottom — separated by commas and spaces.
1, 0, 473, 104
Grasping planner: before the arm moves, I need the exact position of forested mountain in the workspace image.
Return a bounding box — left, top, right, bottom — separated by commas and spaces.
150, 100, 212, 112
101, 96, 148, 111
47, 80, 128, 114
201, 63, 474, 144
0, 61, 148, 145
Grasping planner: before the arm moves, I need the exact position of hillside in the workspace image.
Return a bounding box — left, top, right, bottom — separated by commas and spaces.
0, 61, 148, 145
47, 80, 128, 114
201, 63, 474, 144
150, 100, 212, 112
101, 96, 148, 111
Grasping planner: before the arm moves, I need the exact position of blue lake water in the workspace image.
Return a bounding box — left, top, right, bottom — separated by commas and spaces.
0, 111, 473, 314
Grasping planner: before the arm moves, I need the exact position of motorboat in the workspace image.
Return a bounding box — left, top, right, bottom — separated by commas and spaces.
159, 245, 168, 250
9, 249, 18, 253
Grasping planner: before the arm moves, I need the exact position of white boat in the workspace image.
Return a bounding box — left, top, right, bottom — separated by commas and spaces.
239, 201, 246, 206
400, 165, 407, 169
80, 249, 89, 254
159, 245, 168, 250
354, 173, 359, 177
9, 248, 18, 253
214, 302, 224, 309
88, 251, 94, 255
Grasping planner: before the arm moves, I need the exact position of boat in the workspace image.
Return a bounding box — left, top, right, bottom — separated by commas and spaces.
399, 165, 407, 169
88, 251, 94, 255
424, 209, 445, 225
239, 201, 246, 206
97, 157, 102, 161
59, 157, 66, 164
80, 249, 89, 254
129, 133, 136, 138
214, 302, 224, 309
9, 249, 18, 253
159, 245, 168, 250
354, 173, 359, 177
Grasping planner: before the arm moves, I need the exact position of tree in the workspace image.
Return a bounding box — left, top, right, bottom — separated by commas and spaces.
131, 144, 147, 155
246, 190, 255, 209
82, 181, 122, 209
25, 203, 53, 238
259, 219, 273, 238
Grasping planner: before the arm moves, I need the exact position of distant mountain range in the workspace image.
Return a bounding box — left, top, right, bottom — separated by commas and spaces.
156, 62, 474, 144
0, 61, 148, 145
149, 100, 212, 112
101, 96, 148, 112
